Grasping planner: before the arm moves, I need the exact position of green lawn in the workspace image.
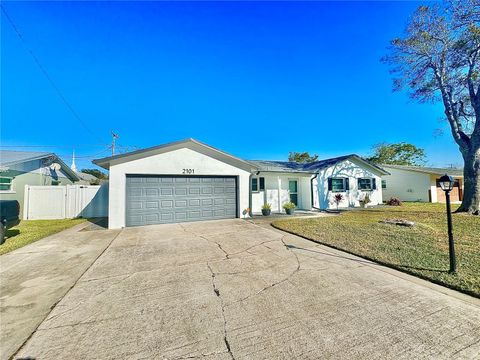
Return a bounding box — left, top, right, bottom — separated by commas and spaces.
0, 219, 87, 256
272, 203, 480, 297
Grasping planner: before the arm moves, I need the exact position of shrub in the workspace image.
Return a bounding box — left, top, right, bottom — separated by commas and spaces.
262, 203, 271, 210
333, 193, 344, 209
386, 197, 402, 206
283, 202, 296, 210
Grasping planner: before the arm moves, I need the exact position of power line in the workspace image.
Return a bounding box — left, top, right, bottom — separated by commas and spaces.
0, 4, 106, 144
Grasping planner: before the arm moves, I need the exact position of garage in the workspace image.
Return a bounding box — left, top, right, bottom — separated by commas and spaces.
93, 138, 256, 229
126, 175, 237, 226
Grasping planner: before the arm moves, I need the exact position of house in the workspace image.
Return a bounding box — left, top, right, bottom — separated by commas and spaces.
381, 164, 464, 203
0, 150, 80, 218
93, 139, 388, 229
70, 152, 104, 185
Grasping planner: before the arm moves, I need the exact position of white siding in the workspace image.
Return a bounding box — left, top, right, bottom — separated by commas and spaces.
251, 173, 312, 214
313, 159, 383, 210
382, 168, 432, 202
108, 148, 251, 229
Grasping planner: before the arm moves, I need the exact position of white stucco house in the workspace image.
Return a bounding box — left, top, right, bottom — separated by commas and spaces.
93, 139, 388, 229
381, 164, 464, 203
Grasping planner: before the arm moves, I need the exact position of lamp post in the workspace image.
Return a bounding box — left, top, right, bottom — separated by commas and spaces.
438, 174, 456, 274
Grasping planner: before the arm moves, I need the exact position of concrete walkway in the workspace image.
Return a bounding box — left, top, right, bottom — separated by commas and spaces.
11, 219, 480, 359
0, 222, 120, 360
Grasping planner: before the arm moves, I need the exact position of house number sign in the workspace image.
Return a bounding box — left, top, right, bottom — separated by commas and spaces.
182, 168, 195, 174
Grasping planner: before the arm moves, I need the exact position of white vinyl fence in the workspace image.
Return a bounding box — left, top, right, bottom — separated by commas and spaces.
23, 184, 108, 220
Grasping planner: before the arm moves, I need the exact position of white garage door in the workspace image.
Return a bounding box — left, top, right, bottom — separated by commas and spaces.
125, 175, 238, 226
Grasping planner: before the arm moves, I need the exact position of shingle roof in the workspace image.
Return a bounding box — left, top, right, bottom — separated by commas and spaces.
249, 154, 389, 175
381, 164, 463, 177
0, 150, 53, 166
0, 150, 79, 181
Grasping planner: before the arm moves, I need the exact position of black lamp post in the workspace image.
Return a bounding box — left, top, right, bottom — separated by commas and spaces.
438, 174, 456, 274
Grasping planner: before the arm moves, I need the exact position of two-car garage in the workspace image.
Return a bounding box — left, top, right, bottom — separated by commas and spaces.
93, 139, 255, 229
125, 175, 238, 226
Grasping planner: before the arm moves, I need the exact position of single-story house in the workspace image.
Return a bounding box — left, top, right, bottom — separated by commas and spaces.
0, 150, 80, 218
381, 164, 464, 203
94, 139, 388, 229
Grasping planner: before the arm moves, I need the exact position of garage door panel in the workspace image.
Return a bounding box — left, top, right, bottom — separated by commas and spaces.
126, 176, 237, 226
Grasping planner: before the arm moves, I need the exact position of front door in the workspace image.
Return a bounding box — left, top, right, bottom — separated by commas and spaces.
289, 180, 298, 206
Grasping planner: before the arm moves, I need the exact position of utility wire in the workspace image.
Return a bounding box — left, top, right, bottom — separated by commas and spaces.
0, 4, 106, 144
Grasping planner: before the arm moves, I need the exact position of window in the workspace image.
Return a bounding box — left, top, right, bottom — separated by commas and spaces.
0, 177, 13, 192
251, 177, 265, 192
358, 178, 376, 190
259, 177, 265, 191
251, 178, 258, 192
328, 178, 348, 192
52, 180, 61, 186
382, 180, 387, 189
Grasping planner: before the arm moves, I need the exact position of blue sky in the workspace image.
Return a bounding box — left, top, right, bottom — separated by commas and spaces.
1, 1, 461, 171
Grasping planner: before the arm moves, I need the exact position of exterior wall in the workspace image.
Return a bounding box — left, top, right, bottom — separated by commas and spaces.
251, 173, 312, 214
381, 168, 432, 202
313, 159, 383, 210
108, 147, 251, 229
0, 160, 75, 219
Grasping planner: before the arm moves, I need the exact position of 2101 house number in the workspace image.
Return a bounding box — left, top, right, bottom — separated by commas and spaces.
182, 169, 195, 174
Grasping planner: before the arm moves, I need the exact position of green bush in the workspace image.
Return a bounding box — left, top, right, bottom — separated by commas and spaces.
283, 202, 296, 210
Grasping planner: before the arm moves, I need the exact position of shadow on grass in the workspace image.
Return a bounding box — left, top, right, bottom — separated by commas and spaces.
5, 229, 20, 238
285, 244, 449, 273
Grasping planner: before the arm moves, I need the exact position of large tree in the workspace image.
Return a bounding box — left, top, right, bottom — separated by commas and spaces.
367, 142, 426, 166
383, 0, 480, 214
288, 151, 319, 163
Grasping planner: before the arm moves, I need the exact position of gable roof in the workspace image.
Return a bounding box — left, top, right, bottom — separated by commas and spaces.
93, 138, 258, 172
0, 150, 80, 181
381, 164, 463, 177
250, 155, 389, 175
0, 150, 53, 166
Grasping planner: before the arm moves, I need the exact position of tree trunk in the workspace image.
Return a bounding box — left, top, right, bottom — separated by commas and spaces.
457, 146, 480, 214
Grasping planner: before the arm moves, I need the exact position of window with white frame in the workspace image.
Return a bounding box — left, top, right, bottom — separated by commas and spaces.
251, 177, 265, 192
0, 177, 13, 192
358, 178, 375, 190
328, 177, 349, 192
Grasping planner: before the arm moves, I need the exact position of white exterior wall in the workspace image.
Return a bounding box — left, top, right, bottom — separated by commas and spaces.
108, 148, 251, 229
382, 168, 432, 202
313, 159, 383, 209
251, 173, 312, 214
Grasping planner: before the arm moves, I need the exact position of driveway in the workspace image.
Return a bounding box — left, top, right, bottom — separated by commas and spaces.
10, 219, 480, 359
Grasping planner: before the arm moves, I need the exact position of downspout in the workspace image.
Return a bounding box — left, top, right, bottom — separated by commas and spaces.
311, 173, 321, 210
248, 173, 253, 217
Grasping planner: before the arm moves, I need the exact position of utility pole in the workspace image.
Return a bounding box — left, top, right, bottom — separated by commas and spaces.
111, 131, 119, 156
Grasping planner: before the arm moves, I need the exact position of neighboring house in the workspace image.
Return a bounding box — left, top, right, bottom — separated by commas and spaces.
93, 139, 388, 229
0, 150, 79, 218
74, 171, 103, 185
381, 164, 464, 203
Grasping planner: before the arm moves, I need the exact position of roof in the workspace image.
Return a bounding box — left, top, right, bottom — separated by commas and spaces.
0, 150, 80, 181
75, 171, 99, 181
93, 138, 258, 172
250, 155, 390, 175
381, 164, 463, 177
0, 150, 54, 166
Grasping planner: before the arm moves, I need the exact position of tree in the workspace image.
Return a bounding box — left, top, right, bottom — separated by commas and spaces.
383, 1, 480, 214
288, 152, 319, 163
80, 168, 108, 180
367, 142, 427, 165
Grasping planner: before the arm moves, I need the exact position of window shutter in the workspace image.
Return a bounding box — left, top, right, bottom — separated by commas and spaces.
328, 178, 332, 191
357, 178, 361, 188
345, 178, 349, 191
372, 178, 377, 190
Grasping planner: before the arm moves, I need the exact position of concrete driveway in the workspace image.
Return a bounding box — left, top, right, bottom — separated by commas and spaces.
10, 219, 480, 359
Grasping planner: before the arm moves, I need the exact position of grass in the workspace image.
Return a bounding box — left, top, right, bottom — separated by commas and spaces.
0, 218, 87, 256
272, 203, 480, 298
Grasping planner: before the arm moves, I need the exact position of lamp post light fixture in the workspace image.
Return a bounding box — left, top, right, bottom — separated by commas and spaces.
439, 174, 456, 274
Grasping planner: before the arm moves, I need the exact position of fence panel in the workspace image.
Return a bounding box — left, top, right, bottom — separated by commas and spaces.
24, 184, 108, 220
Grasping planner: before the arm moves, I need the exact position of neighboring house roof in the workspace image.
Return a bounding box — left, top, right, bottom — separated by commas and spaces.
93, 138, 258, 172
250, 155, 390, 175
381, 164, 463, 177
75, 171, 101, 183
0, 150, 80, 181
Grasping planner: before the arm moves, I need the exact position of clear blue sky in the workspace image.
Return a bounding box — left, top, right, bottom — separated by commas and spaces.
1, 1, 462, 171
